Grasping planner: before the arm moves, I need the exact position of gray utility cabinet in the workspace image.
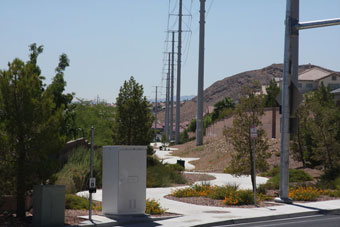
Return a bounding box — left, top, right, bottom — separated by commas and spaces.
102, 146, 146, 216
33, 185, 65, 227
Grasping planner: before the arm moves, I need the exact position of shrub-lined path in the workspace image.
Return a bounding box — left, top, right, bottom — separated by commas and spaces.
77, 145, 340, 227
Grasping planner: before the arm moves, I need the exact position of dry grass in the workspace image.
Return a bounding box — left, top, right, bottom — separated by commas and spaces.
172, 136, 233, 172
171, 135, 322, 178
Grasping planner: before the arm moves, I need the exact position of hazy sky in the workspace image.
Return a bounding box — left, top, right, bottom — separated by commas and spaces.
1, 0, 339, 103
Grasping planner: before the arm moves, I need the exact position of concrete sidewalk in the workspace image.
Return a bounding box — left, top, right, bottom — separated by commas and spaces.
77, 144, 340, 226
77, 171, 340, 227
78, 197, 340, 227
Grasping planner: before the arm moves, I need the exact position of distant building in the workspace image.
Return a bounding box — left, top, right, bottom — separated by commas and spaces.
331, 88, 340, 105
274, 67, 340, 94
297, 67, 340, 93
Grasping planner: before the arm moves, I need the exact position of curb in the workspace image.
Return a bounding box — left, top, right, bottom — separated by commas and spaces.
78, 214, 182, 227
193, 208, 340, 227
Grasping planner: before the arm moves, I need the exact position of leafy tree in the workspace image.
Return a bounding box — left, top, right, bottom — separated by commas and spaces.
224, 83, 270, 192
187, 119, 197, 132
180, 129, 190, 144
68, 100, 115, 146
212, 97, 235, 121
291, 84, 340, 170
112, 76, 154, 145
0, 44, 67, 218
290, 103, 313, 167
45, 53, 74, 140
265, 78, 280, 107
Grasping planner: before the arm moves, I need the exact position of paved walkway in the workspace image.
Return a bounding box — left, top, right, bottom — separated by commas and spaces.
77, 144, 340, 226
151, 142, 199, 170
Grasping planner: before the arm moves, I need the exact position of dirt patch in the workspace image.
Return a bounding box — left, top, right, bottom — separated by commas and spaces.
0, 210, 178, 226
183, 173, 216, 185
0, 212, 32, 227
165, 194, 340, 208
172, 136, 233, 172
171, 136, 323, 178
164, 195, 282, 208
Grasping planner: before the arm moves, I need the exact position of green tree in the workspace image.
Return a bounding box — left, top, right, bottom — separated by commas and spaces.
112, 76, 154, 145
291, 84, 340, 170
265, 78, 280, 107
212, 97, 235, 121
0, 44, 66, 218
187, 119, 197, 132
224, 83, 270, 192
69, 100, 115, 146
46, 53, 74, 140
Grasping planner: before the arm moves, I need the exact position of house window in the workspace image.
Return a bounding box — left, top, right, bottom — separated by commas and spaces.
298, 83, 302, 88
329, 83, 340, 90
306, 83, 313, 89
332, 75, 337, 81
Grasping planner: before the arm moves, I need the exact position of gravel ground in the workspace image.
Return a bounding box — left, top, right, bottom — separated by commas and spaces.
164, 195, 282, 208
182, 173, 216, 185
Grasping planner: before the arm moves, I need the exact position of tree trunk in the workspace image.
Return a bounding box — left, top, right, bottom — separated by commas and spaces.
297, 120, 306, 167
16, 149, 26, 218
272, 106, 276, 138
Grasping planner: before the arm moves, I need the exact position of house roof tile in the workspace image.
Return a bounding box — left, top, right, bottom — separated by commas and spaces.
298, 67, 333, 81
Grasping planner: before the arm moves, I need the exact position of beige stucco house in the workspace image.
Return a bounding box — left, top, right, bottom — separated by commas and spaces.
297, 67, 340, 93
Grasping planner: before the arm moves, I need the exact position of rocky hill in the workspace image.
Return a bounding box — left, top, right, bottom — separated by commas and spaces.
158, 63, 333, 123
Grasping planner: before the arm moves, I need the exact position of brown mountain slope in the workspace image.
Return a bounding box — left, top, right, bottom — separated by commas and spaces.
157, 63, 333, 123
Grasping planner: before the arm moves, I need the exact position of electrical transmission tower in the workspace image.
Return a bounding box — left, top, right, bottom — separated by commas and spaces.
175, 0, 183, 144
160, 0, 192, 144
196, 0, 206, 146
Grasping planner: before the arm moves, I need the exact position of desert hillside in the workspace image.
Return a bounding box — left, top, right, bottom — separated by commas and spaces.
158, 64, 333, 123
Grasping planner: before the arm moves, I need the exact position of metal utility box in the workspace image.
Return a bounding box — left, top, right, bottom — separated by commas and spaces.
102, 146, 146, 216
33, 185, 65, 227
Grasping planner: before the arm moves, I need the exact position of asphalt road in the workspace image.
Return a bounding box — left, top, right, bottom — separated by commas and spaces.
222, 214, 340, 227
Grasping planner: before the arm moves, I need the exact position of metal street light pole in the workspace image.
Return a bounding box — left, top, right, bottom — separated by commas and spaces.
276, 0, 340, 203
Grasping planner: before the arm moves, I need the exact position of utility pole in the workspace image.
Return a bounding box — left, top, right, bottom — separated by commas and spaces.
154, 86, 158, 141
196, 0, 206, 146
175, 0, 183, 144
275, 0, 340, 204
170, 31, 175, 141
167, 52, 171, 141
250, 126, 257, 206
89, 127, 95, 220
165, 54, 170, 142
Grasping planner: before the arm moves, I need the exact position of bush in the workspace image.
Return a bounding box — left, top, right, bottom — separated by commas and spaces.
319, 166, 340, 189
322, 189, 340, 197
335, 177, 340, 191
55, 146, 102, 193
207, 186, 229, 200
171, 183, 257, 206
171, 183, 240, 201
145, 199, 166, 215
263, 168, 313, 190
147, 163, 186, 187
237, 190, 254, 205
65, 194, 101, 210
289, 186, 322, 201
171, 186, 208, 198
223, 190, 239, 205
224, 190, 254, 205
289, 169, 314, 182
